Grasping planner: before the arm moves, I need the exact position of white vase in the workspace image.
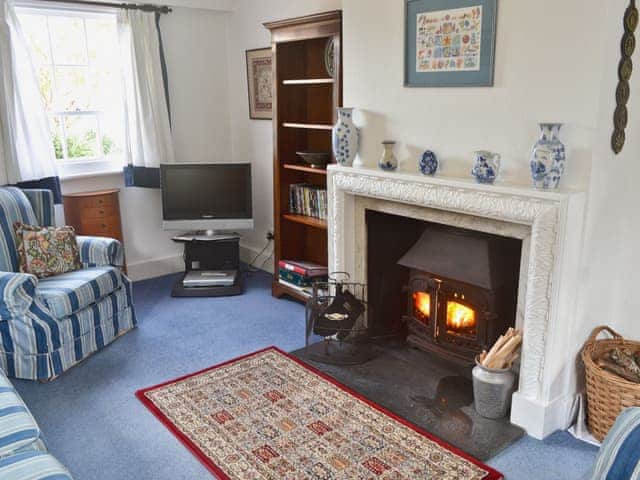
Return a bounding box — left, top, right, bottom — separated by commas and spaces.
378, 141, 398, 171
332, 108, 360, 167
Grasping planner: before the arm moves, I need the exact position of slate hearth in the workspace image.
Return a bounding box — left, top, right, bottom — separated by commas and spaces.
293, 339, 524, 461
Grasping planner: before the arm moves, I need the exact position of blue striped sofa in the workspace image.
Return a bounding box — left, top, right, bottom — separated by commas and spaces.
0, 187, 137, 381
0, 366, 72, 478
590, 407, 640, 480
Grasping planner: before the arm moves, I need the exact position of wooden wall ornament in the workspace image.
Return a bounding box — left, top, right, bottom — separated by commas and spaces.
612, 0, 638, 154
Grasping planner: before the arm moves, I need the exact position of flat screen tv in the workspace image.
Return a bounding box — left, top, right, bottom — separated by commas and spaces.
160, 163, 253, 232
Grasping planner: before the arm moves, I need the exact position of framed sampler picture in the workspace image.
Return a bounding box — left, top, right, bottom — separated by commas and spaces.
405, 0, 498, 87
246, 48, 273, 119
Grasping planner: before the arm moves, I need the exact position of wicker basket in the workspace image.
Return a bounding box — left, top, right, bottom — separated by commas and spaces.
582, 326, 640, 441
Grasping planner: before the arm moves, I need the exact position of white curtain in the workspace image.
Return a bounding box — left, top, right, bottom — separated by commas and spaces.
118, 9, 174, 168
0, 0, 57, 185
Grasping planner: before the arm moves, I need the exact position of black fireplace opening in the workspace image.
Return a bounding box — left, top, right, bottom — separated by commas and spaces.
366, 210, 522, 364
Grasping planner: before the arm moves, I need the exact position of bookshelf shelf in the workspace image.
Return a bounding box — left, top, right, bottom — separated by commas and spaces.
265, 10, 341, 302
282, 122, 333, 131
282, 163, 328, 175
282, 78, 334, 85
273, 281, 310, 302
282, 213, 328, 230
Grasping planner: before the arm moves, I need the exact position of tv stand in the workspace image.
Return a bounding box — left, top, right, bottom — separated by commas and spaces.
171, 233, 243, 297
172, 231, 240, 243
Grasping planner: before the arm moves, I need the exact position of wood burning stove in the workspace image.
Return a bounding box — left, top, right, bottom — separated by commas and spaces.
364, 210, 521, 364
398, 227, 520, 364
404, 274, 497, 362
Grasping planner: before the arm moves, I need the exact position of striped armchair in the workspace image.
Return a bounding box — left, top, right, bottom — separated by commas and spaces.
0, 187, 137, 381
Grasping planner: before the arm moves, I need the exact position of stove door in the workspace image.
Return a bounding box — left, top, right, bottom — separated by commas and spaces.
436, 282, 489, 358
406, 274, 437, 338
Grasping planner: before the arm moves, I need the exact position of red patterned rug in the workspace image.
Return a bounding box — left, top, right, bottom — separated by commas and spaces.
136, 347, 503, 480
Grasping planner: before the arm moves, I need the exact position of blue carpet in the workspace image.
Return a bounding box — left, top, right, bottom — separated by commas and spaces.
11, 271, 598, 479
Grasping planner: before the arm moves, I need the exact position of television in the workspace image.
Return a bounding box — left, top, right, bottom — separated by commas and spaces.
160, 163, 253, 232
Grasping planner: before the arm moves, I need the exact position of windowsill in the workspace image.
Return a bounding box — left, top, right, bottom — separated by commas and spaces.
60, 168, 123, 182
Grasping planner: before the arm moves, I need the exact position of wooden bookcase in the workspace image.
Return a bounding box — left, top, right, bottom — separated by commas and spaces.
264, 11, 342, 302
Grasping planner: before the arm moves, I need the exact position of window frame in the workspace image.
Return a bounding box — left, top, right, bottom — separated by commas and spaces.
15, 2, 126, 179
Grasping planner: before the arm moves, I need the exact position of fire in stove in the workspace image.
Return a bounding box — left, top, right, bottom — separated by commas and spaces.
413, 292, 431, 324
446, 300, 477, 335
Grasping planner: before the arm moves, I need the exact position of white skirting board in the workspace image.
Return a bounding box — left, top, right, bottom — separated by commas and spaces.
126, 254, 184, 282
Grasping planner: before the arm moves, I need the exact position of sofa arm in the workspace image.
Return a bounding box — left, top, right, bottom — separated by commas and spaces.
0, 272, 37, 319
76, 236, 124, 267
588, 407, 640, 480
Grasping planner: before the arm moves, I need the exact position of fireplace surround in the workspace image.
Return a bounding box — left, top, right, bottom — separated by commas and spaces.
327, 165, 586, 439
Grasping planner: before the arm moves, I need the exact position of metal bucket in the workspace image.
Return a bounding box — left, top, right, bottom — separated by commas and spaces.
472, 355, 516, 419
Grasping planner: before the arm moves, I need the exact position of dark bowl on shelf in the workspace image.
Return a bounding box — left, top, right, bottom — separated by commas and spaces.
296, 151, 331, 169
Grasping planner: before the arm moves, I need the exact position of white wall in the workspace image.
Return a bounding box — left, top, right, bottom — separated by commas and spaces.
163, 7, 232, 165
62, 6, 232, 280
342, 0, 606, 189
577, 0, 640, 340
226, 0, 342, 268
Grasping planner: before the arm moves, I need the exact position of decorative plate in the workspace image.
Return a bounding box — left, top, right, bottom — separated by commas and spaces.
324, 37, 335, 78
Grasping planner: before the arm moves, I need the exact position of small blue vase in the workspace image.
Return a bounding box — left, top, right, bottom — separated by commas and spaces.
530, 123, 566, 189
418, 150, 438, 175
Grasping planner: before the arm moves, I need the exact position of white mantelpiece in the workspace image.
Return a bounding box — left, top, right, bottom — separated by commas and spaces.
327, 165, 587, 439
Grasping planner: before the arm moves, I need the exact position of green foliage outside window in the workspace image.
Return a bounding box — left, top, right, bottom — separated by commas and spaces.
53, 131, 115, 160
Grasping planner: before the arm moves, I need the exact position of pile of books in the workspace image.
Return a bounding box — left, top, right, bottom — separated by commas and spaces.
289, 184, 328, 220
278, 259, 328, 296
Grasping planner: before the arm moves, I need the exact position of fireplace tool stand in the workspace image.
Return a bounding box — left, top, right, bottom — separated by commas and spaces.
304, 273, 375, 365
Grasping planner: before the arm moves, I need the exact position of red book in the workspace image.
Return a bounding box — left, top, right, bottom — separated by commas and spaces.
279, 260, 328, 278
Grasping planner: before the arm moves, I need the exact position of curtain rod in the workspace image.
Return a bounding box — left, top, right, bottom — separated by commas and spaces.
38, 0, 172, 14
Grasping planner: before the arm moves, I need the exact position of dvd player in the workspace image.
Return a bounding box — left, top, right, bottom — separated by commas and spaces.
182, 270, 237, 288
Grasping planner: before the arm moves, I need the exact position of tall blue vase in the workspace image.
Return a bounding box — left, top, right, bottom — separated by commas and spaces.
530, 123, 566, 189
332, 108, 360, 166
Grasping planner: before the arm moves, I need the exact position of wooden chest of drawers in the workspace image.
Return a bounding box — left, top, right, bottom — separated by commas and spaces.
63, 189, 126, 268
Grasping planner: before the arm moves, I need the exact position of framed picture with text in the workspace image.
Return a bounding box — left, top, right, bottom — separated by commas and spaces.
404, 0, 498, 87
246, 48, 273, 119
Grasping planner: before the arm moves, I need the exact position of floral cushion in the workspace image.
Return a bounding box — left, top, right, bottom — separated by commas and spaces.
13, 223, 81, 279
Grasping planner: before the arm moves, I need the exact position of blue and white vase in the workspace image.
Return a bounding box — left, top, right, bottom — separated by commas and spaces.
332, 108, 360, 167
471, 150, 501, 184
378, 141, 398, 171
530, 123, 566, 189
419, 150, 438, 175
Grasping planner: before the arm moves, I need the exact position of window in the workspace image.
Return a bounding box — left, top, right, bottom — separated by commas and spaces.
17, 6, 125, 177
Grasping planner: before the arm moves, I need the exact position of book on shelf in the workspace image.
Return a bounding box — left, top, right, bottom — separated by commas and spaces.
279, 268, 328, 288
278, 260, 328, 277
278, 279, 328, 298
289, 184, 327, 221
278, 279, 311, 297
